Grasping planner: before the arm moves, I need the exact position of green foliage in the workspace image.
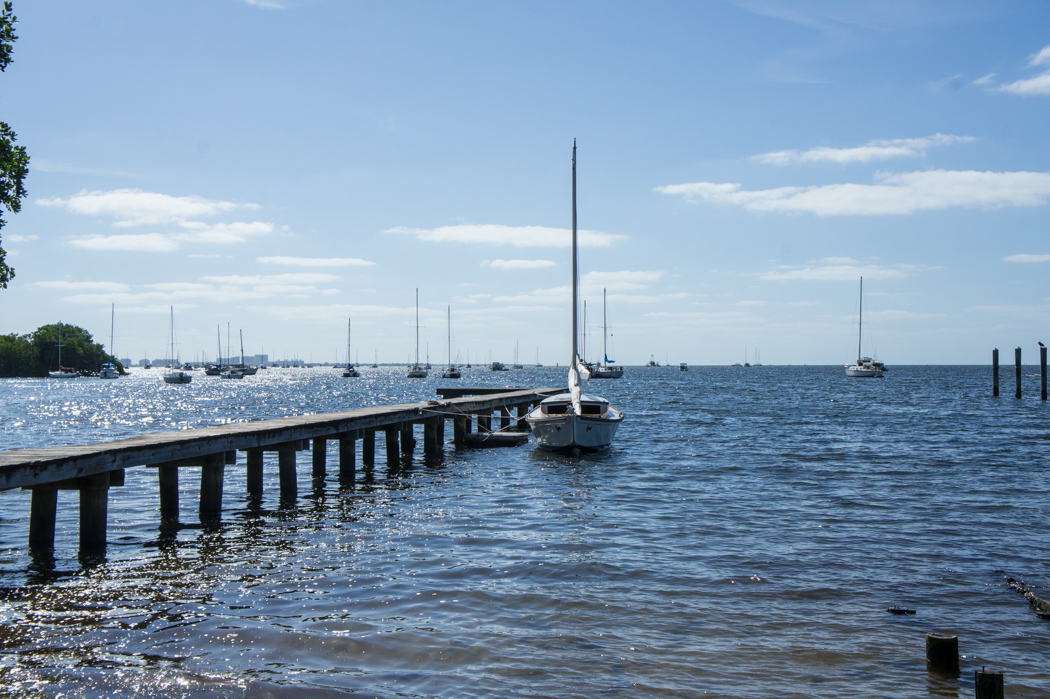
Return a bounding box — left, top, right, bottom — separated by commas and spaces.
0, 2, 25, 289
0, 323, 124, 377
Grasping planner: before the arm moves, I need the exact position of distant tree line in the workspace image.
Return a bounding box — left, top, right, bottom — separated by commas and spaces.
0, 323, 124, 377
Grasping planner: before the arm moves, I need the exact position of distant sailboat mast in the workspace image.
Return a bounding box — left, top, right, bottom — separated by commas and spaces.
857, 276, 863, 363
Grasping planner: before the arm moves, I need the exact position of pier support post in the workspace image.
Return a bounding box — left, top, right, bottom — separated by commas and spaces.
437, 417, 445, 445
992, 348, 999, 397
278, 450, 297, 499
975, 668, 1004, 699
363, 429, 375, 467
1041, 345, 1047, 401
199, 459, 224, 520
158, 465, 179, 518
385, 428, 399, 468
312, 437, 327, 479
517, 403, 531, 431
400, 423, 415, 456
29, 485, 57, 551
1015, 347, 1022, 399
501, 407, 511, 431
339, 433, 356, 484
926, 633, 959, 674
424, 419, 438, 455
79, 473, 109, 552
478, 413, 491, 432
454, 416, 467, 448
246, 449, 263, 497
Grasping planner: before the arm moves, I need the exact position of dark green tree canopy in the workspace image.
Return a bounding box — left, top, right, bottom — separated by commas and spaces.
0, 323, 125, 377
0, 1, 27, 289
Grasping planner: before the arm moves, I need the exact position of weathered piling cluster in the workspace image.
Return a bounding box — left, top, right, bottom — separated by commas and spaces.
991, 346, 1048, 399
925, 632, 1005, 699
0, 387, 556, 557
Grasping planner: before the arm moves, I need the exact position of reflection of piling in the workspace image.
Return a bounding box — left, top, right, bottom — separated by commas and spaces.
975, 668, 1004, 699
1015, 347, 1022, 399
1041, 345, 1047, 401
992, 348, 999, 397
926, 633, 959, 674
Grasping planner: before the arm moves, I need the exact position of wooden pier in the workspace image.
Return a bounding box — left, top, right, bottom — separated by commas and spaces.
0, 388, 556, 555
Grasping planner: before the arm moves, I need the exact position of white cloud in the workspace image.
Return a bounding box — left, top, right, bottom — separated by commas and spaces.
754, 134, 974, 165
996, 44, 1050, 95
655, 169, 1050, 215
5, 233, 38, 242
257, 256, 376, 267
177, 221, 272, 244
38, 189, 254, 227
386, 223, 626, 248
70, 233, 180, 252
200, 273, 341, 286
35, 280, 131, 292
1004, 253, 1050, 263
581, 270, 664, 292
485, 259, 557, 269
244, 0, 284, 8
972, 73, 996, 86
758, 260, 925, 281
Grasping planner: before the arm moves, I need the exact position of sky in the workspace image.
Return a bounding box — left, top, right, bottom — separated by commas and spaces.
2, 0, 1049, 366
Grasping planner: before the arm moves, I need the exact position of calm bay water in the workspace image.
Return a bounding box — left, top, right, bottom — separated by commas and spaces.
0, 365, 1048, 698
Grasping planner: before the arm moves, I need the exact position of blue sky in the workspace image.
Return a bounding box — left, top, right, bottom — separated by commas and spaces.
2, 0, 1049, 365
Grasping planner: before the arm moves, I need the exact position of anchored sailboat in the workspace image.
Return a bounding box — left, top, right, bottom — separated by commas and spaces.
442, 306, 460, 378
527, 142, 624, 453
343, 318, 360, 377
48, 322, 79, 378
163, 307, 192, 384
591, 288, 623, 379
99, 303, 120, 379
845, 276, 886, 378
407, 289, 428, 378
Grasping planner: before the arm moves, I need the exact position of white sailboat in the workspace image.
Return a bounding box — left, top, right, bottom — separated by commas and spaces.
442, 306, 461, 379
845, 276, 885, 378
591, 288, 623, 379
47, 322, 79, 378
343, 318, 360, 377
163, 307, 192, 384
407, 289, 428, 378
527, 141, 624, 453
99, 303, 120, 379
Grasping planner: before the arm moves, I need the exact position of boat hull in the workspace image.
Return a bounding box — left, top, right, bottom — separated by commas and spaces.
526, 410, 623, 452
846, 366, 883, 378
163, 371, 193, 384
590, 368, 623, 379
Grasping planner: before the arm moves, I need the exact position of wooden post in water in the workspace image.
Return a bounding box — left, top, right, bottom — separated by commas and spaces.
925, 633, 959, 674
338, 433, 356, 484
1041, 344, 1047, 401
278, 449, 297, 499
400, 422, 415, 456
992, 348, 999, 397
158, 465, 179, 517
478, 412, 491, 432
1015, 347, 1022, 399
423, 419, 438, 455
246, 449, 263, 497
312, 437, 327, 479
199, 456, 224, 520
501, 407, 511, 431
975, 668, 1004, 699
437, 416, 445, 445
517, 403, 531, 431
362, 428, 375, 467
385, 427, 399, 467
79, 473, 110, 551
29, 485, 57, 551
454, 416, 467, 448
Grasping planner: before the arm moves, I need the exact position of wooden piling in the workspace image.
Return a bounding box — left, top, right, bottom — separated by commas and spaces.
1015, 347, 1022, 399
1041, 345, 1047, 401
362, 428, 375, 467
975, 668, 1004, 699
478, 413, 491, 432
158, 465, 179, 518
28, 485, 57, 551
79, 473, 109, 551
437, 416, 445, 444
992, 348, 999, 397
423, 419, 438, 455
278, 450, 297, 499
454, 416, 467, 448
312, 437, 327, 479
925, 633, 959, 674
501, 407, 511, 431
338, 433, 356, 484
246, 449, 263, 497
199, 461, 224, 519
517, 403, 531, 431
400, 422, 415, 455
385, 428, 399, 467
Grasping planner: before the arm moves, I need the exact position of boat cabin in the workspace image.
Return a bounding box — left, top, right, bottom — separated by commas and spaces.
535, 393, 611, 417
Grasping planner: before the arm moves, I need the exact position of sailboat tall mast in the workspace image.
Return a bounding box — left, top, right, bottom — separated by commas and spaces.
110, 303, 115, 358
857, 276, 863, 362
603, 287, 608, 364
415, 288, 420, 366
447, 305, 452, 366
571, 140, 578, 368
